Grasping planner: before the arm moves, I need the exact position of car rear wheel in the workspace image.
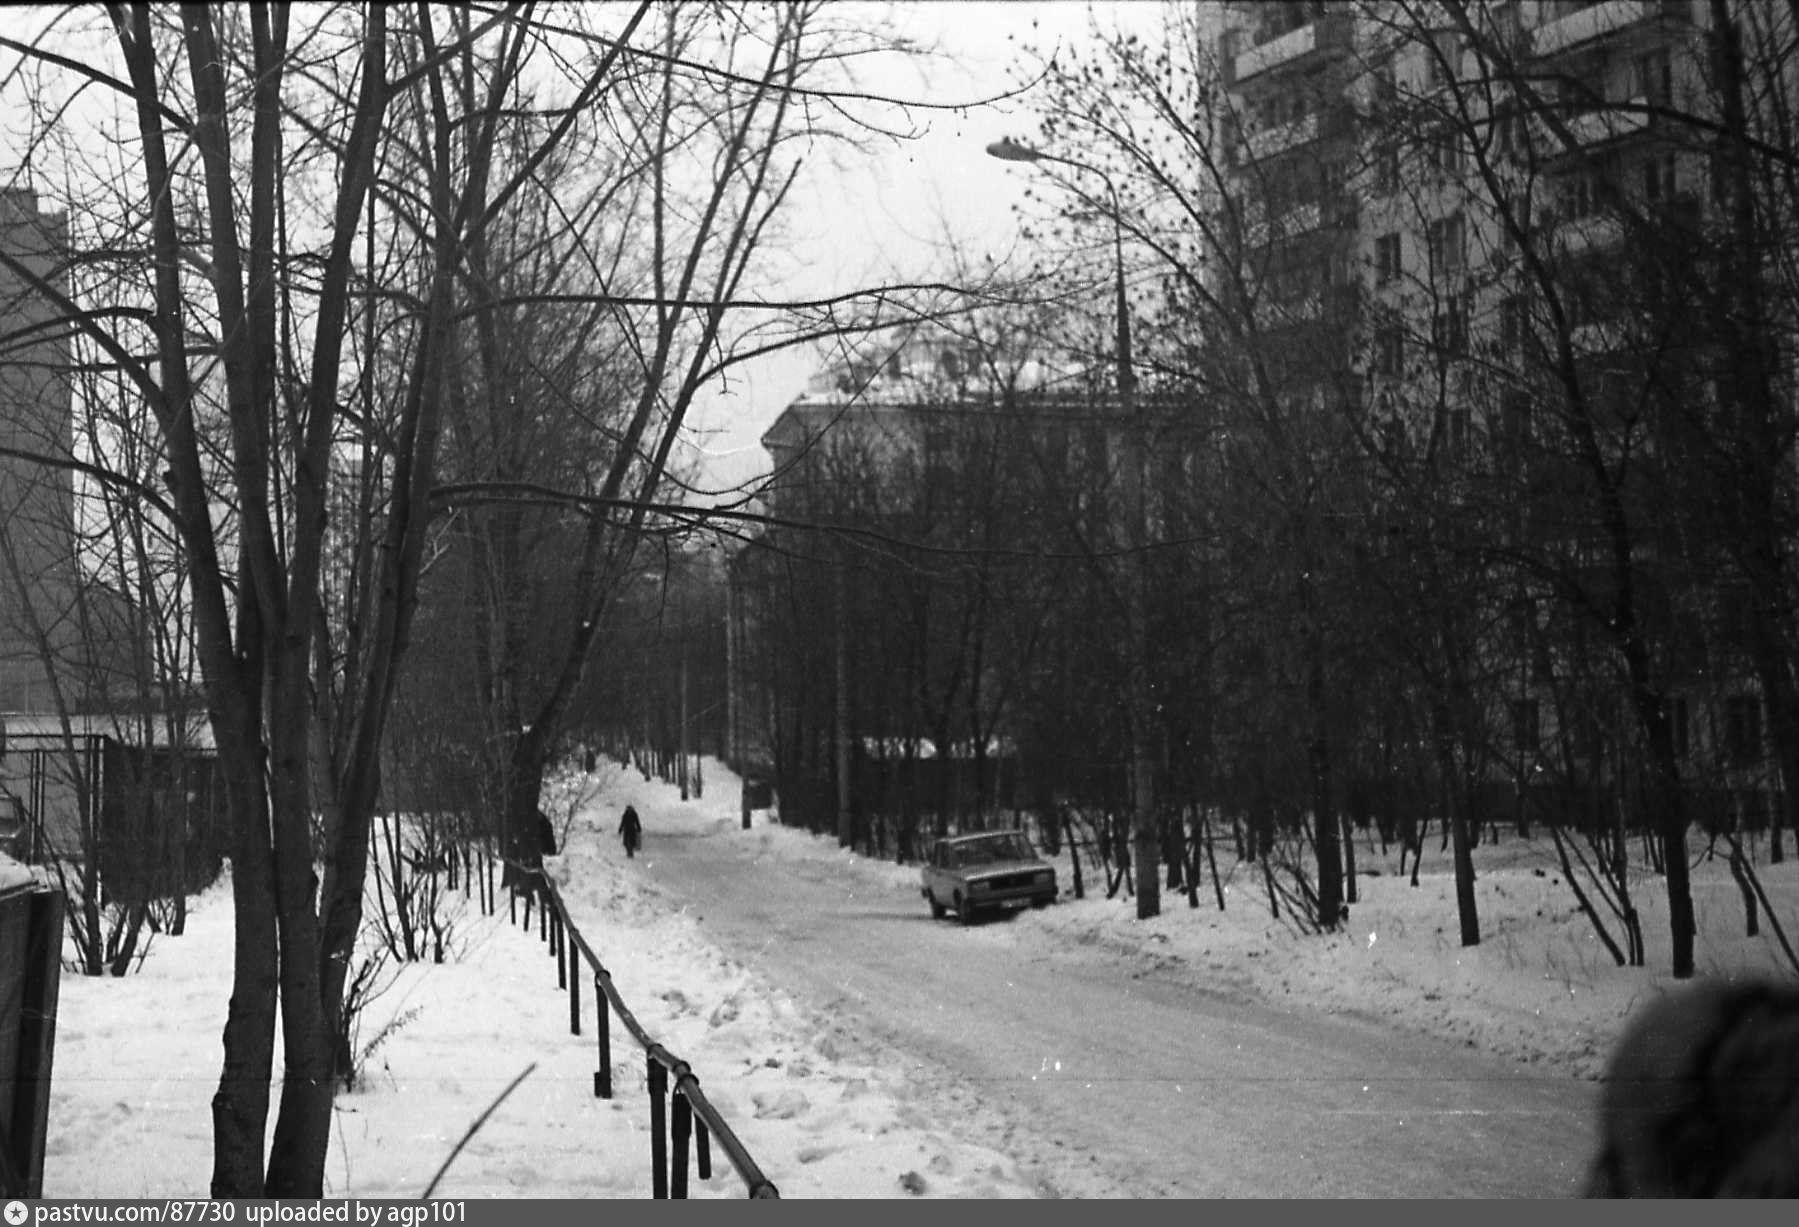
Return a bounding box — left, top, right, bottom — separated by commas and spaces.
927, 891, 947, 920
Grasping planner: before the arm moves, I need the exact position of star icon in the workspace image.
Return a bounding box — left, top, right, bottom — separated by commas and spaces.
4, 1201, 29, 1226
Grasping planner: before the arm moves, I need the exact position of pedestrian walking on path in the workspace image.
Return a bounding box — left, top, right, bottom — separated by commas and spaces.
619, 804, 642, 858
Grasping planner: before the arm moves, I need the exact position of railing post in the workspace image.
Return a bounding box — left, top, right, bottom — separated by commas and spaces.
672, 1089, 692, 1199
538, 888, 547, 942
555, 912, 567, 989
696, 1116, 712, 1182
509, 883, 517, 926
649, 1059, 669, 1199
594, 975, 612, 1098
570, 950, 582, 1036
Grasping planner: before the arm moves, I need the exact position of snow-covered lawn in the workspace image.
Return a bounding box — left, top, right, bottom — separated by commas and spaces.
38, 756, 1799, 1198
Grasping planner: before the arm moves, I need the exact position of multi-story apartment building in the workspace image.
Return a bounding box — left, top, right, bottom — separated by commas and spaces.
1, 185, 226, 882
1217, 1, 1793, 826
738, 330, 1114, 832
0, 185, 74, 714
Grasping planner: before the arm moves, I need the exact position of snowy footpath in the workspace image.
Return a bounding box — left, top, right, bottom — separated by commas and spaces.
42, 760, 1050, 1198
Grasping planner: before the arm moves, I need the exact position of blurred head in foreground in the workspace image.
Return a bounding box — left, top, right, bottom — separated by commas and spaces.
1587, 978, 1799, 1197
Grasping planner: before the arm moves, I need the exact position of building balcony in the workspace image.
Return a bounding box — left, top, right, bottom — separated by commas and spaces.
1253, 284, 1359, 333
1235, 106, 1354, 165
1537, 97, 1653, 159
1231, 13, 1353, 87
1565, 97, 1653, 147
1245, 111, 1319, 162
1245, 197, 1360, 250
1551, 211, 1624, 256
1532, 1, 1679, 59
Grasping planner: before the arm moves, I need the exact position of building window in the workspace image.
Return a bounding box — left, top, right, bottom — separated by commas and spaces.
1499, 293, 1525, 352
1512, 698, 1540, 754
1430, 126, 1464, 176
1375, 232, 1402, 285
1724, 695, 1763, 767
1563, 153, 1620, 220
1641, 153, 1677, 204
1427, 212, 1465, 280
1373, 318, 1404, 377
1433, 296, 1468, 357
1565, 260, 1615, 329
1373, 142, 1400, 194
1494, 105, 1526, 161
1371, 54, 1398, 112
1423, 31, 1460, 91
1501, 387, 1531, 450
1446, 405, 1470, 457
1634, 48, 1672, 108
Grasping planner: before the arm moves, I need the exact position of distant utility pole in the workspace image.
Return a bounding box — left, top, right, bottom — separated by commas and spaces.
987, 137, 1160, 919
835, 562, 852, 848
727, 574, 750, 829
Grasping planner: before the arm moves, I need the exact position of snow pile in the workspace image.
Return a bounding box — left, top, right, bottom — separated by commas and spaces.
1, 849, 42, 895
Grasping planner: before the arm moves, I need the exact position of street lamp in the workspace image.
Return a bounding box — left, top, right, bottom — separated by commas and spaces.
986, 137, 1159, 921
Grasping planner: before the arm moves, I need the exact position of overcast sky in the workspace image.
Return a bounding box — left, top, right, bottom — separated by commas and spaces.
0, 2, 1153, 497
681, 1, 1157, 495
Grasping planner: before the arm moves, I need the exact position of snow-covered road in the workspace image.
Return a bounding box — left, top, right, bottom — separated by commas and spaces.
624, 814, 1593, 1198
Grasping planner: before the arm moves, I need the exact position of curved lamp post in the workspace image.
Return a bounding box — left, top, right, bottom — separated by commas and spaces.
986, 138, 1159, 920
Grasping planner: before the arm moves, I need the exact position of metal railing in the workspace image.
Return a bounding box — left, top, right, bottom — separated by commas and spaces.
509, 874, 779, 1199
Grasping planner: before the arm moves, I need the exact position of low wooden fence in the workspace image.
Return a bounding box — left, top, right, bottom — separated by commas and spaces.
510, 875, 779, 1199
1, 875, 63, 1198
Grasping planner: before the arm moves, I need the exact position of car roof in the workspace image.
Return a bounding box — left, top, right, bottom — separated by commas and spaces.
942, 832, 1022, 844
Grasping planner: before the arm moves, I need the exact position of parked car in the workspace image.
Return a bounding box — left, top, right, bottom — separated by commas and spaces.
921, 831, 1057, 924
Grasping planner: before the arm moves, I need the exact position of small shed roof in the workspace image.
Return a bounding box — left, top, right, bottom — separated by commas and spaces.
2, 712, 216, 751
0, 850, 46, 898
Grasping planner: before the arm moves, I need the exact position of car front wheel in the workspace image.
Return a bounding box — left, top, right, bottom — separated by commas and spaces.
953, 892, 974, 925
927, 891, 947, 920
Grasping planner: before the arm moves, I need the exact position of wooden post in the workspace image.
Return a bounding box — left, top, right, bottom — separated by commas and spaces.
649, 1059, 668, 1199
594, 978, 611, 1099
555, 913, 566, 989
672, 1089, 692, 1199
1, 887, 62, 1197
569, 949, 581, 1036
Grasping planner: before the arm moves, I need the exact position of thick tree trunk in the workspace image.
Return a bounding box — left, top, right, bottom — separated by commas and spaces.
1431, 703, 1480, 947
505, 732, 551, 889
1301, 576, 1341, 930
209, 718, 279, 1197
1449, 788, 1480, 948
265, 756, 335, 1196
1308, 702, 1343, 929
1627, 672, 1695, 978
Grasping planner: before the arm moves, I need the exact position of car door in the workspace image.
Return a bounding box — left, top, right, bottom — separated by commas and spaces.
923, 840, 948, 897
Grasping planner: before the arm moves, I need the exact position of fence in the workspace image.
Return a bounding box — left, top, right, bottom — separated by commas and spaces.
1, 875, 63, 1197
509, 874, 779, 1199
